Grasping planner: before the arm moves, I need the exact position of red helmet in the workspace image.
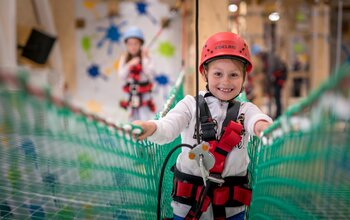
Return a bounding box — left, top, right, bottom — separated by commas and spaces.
199, 32, 253, 74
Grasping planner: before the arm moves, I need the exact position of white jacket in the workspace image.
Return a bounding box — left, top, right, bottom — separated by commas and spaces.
148, 91, 273, 219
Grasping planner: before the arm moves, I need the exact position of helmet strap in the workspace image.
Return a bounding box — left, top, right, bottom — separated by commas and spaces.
240, 86, 244, 94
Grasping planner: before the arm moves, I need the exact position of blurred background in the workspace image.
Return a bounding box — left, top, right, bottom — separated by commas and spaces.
0, 1, 349, 219
1, 0, 349, 121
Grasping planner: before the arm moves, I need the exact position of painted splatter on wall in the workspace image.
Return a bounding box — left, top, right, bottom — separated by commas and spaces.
75, 0, 182, 122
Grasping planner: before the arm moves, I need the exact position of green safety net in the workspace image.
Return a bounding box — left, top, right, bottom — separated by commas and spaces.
0, 69, 184, 219
1, 62, 349, 220
248, 63, 350, 219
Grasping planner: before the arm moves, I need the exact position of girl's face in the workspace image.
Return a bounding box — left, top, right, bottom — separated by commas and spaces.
125, 38, 142, 56
202, 58, 245, 101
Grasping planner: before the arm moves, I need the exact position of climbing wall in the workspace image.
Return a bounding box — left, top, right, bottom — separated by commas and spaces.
74, 0, 182, 122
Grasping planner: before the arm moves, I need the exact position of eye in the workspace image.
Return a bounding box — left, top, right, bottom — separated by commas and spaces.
213, 71, 222, 77
230, 72, 240, 78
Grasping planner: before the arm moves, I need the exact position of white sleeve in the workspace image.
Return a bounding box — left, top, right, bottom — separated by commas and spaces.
242, 102, 273, 136
117, 54, 130, 80
147, 95, 194, 144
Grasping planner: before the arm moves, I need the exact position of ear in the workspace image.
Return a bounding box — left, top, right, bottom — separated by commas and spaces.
200, 71, 208, 82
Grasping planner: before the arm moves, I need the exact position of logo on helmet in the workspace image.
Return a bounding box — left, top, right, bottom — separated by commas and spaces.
215, 45, 236, 50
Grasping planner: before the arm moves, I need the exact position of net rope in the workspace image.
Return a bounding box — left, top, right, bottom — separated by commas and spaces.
0, 63, 349, 219
247, 62, 350, 219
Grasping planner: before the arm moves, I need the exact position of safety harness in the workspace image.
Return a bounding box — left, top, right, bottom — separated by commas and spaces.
120, 63, 156, 113
171, 94, 252, 220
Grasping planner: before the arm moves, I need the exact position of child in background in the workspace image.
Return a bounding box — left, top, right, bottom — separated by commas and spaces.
118, 26, 156, 121
133, 32, 273, 219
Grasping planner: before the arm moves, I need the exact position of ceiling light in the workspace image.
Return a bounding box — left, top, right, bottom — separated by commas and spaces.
268, 12, 280, 21
228, 4, 238, 13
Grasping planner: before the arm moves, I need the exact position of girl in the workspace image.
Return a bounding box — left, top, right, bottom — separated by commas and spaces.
134, 32, 273, 220
118, 26, 156, 121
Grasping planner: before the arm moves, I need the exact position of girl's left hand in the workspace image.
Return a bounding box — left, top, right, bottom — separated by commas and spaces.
254, 120, 271, 137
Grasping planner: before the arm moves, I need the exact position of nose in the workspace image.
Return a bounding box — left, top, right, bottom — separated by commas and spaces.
222, 74, 232, 83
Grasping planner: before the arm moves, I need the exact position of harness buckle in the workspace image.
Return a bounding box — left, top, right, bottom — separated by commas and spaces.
208, 173, 225, 186
188, 142, 215, 186
130, 84, 138, 94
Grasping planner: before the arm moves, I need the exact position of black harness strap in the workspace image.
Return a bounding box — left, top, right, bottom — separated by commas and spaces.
221, 100, 241, 137
197, 94, 241, 141
198, 95, 217, 141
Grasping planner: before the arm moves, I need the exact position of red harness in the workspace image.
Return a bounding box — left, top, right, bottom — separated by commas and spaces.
119, 63, 155, 112
172, 95, 252, 220
172, 166, 251, 220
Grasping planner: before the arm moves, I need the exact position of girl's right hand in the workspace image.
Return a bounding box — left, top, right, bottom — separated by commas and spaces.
128, 57, 141, 66
132, 120, 157, 141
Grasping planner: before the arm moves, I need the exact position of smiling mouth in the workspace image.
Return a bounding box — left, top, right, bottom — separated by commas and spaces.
218, 88, 233, 92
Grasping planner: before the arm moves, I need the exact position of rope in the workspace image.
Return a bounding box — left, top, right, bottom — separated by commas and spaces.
195, 0, 200, 144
